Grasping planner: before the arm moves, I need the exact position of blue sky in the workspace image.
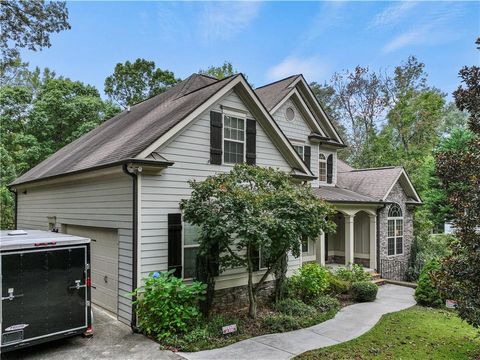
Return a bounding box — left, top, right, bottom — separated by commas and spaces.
21, 1, 480, 98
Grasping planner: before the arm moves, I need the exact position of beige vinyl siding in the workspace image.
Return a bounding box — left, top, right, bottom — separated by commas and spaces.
140, 90, 300, 288
16, 173, 133, 324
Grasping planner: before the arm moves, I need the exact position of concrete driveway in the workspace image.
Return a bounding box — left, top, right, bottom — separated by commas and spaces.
2, 307, 181, 360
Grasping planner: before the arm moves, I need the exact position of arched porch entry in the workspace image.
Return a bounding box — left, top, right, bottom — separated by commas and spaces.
313, 208, 377, 269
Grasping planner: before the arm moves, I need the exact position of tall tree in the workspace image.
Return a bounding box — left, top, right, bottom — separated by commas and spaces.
0, 1, 70, 76
199, 61, 237, 80
330, 66, 388, 160
104, 58, 179, 108
434, 38, 480, 328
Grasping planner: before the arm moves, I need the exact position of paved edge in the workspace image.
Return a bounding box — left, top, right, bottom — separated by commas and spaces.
177, 284, 416, 360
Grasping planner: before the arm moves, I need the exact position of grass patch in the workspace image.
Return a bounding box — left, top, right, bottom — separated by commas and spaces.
297, 306, 480, 360
161, 307, 338, 352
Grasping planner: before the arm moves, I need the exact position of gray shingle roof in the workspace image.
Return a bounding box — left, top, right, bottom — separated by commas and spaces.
313, 186, 380, 203
337, 166, 404, 201
11, 74, 237, 186
255, 75, 300, 110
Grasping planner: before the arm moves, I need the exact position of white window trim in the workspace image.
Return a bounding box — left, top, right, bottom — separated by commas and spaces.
182, 219, 201, 280
319, 152, 327, 184
291, 141, 305, 161
222, 112, 247, 165
387, 204, 404, 257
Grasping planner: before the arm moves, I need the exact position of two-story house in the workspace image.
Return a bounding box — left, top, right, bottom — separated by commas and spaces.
10, 73, 421, 327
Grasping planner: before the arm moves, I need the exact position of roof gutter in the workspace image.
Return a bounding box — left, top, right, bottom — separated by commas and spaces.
9, 158, 174, 188
122, 163, 140, 332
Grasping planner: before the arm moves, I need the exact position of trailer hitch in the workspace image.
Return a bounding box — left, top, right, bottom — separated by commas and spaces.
69, 280, 87, 290
1, 288, 23, 301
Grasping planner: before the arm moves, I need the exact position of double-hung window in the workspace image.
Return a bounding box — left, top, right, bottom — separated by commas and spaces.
319, 153, 327, 183
387, 203, 403, 256
293, 145, 304, 160
183, 222, 201, 279
224, 115, 245, 164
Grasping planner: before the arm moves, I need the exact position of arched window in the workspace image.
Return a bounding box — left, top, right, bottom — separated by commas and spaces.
319, 153, 327, 182
387, 203, 403, 256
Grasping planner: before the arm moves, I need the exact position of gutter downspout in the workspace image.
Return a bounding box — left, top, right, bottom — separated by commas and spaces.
122, 164, 139, 332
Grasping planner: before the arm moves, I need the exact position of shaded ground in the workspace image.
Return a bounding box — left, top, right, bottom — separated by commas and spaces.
297, 306, 480, 360
2, 307, 182, 360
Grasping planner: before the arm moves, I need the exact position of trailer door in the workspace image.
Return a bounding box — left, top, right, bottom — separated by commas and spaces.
1, 246, 87, 346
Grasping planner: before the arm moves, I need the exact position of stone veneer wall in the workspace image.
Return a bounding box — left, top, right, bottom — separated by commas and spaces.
212, 281, 275, 312
378, 182, 414, 280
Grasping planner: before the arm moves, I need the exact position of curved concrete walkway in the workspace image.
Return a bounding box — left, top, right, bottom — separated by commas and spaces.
179, 284, 415, 360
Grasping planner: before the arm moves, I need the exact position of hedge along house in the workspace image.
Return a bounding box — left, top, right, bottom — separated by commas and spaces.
10, 73, 421, 327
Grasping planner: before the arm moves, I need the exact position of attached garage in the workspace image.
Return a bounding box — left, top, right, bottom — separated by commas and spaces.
64, 225, 119, 315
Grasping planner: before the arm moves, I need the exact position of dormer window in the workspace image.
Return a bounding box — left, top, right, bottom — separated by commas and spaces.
319, 153, 327, 182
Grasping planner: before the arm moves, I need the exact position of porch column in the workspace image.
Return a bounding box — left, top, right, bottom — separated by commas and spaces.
344, 214, 354, 266
369, 214, 377, 270
318, 231, 325, 266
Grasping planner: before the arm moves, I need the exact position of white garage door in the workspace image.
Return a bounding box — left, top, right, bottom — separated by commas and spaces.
64, 225, 119, 314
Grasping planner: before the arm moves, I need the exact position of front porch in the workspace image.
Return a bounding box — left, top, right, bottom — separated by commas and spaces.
302, 207, 378, 270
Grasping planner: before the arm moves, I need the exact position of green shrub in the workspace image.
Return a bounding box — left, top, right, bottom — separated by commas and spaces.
327, 272, 350, 294
415, 259, 443, 307
273, 298, 316, 317
335, 264, 372, 283
311, 295, 341, 313
351, 281, 378, 302
133, 270, 207, 339
263, 314, 300, 332
288, 263, 329, 303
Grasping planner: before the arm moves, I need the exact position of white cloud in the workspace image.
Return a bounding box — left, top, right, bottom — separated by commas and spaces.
267, 56, 329, 81
382, 3, 465, 53
199, 2, 261, 42
369, 1, 418, 28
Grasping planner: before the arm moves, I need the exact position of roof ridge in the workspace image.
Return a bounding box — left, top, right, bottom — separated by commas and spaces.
255, 74, 300, 90
175, 74, 238, 100
350, 166, 402, 172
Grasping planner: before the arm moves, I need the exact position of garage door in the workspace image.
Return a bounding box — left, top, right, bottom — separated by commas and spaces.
64, 225, 118, 314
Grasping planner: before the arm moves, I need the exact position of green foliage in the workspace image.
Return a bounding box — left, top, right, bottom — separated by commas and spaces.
104, 58, 179, 107
263, 314, 300, 332
1, 1, 70, 74
434, 39, 480, 327
334, 264, 372, 284
415, 260, 444, 307
132, 271, 206, 339
273, 299, 316, 317
311, 295, 341, 313
326, 272, 350, 295
181, 164, 335, 317
199, 61, 237, 80
287, 263, 330, 304
351, 281, 378, 302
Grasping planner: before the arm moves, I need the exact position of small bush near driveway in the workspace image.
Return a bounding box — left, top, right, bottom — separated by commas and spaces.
415, 259, 444, 307
351, 282, 378, 302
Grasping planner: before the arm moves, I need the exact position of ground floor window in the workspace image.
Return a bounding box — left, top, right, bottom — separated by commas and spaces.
183, 222, 201, 279
387, 204, 404, 256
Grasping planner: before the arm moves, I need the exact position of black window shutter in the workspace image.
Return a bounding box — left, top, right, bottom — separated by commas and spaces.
327, 154, 333, 184
246, 119, 256, 165
304, 146, 311, 169
168, 213, 182, 278
210, 111, 222, 165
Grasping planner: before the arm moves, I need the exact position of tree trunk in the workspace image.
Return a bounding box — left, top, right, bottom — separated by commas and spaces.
246, 245, 257, 318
